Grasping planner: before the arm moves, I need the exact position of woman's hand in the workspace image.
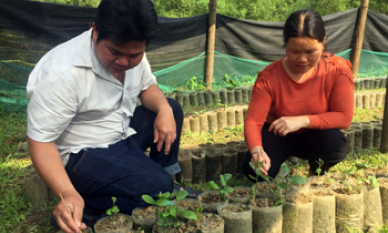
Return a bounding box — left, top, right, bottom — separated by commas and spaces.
250, 146, 271, 175
269, 116, 310, 136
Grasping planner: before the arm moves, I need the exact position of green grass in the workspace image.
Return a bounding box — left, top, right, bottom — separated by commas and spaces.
1, 104, 388, 232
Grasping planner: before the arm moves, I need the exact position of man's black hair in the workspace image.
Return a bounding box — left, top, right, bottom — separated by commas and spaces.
94, 0, 158, 45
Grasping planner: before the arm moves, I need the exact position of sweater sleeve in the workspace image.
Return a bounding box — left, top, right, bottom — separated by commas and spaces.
244, 70, 273, 151
307, 59, 354, 129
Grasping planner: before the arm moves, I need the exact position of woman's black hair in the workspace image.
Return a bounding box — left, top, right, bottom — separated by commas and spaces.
94, 0, 158, 45
284, 9, 330, 71
283, 9, 326, 50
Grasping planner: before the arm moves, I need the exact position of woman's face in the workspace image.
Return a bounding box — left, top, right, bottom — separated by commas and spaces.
284, 36, 325, 74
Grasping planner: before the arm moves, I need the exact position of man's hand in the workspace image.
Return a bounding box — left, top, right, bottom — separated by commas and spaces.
53, 189, 86, 233
154, 107, 176, 155
250, 146, 271, 175
268, 115, 310, 136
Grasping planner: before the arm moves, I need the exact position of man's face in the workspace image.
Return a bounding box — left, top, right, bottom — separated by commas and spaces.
92, 24, 146, 77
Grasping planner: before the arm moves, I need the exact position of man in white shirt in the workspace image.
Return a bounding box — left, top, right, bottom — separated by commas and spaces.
27, 0, 183, 232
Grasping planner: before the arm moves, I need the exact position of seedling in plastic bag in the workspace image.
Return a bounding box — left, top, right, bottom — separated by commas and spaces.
249, 161, 305, 206
204, 173, 234, 201
141, 190, 197, 231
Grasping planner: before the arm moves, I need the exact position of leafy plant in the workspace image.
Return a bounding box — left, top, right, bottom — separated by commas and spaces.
142, 190, 197, 231
224, 127, 238, 142
249, 161, 305, 206
106, 197, 120, 224
206, 131, 216, 146
223, 74, 238, 89
204, 173, 234, 201
315, 158, 324, 181
185, 76, 206, 91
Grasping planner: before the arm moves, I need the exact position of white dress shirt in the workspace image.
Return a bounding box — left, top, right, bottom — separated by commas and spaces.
27, 29, 156, 165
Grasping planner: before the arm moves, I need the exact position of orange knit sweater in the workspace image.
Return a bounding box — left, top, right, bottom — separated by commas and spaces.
244, 55, 354, 151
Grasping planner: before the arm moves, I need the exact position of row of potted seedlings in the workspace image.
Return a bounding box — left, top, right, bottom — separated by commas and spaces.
90, 159, 388, 233
354, 90, 386, 109
344, 120, 384, 155
178, 118, 385, 187
164, 88, 385, 113
355, 76, 387, 91
165, 87, 253, 109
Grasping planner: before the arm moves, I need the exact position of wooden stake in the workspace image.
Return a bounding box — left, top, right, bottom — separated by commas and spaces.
205, 0, 217, 90
350, 0, 369, 79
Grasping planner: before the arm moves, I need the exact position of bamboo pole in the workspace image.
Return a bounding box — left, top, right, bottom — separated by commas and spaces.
205, 0, 217, 90
380, 81, 388, 153
350, 0, 369, 79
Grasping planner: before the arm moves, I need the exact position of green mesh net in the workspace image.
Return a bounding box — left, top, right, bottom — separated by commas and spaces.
1, 49, 387, 110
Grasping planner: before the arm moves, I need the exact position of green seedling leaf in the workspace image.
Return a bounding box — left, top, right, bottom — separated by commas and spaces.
106, 209, 112, 215
112, 197, 117, 203
111, 206, 120, 215
155, 198, 175, 207
161, 192, 171, 198
278, 182, 287, 190
225, 186, 234, 194
106, 205, 119, 216
249, 162, 256, 170
289, 175, 306, 185
157, 212, 164, 220
175, 190, 188, 201
347, 167, 356, 174
368, 176, 378, 188
178, 209, 197, 220
205, 181, 219, 190
142, 195, 156, 205
169, 207, 177, 217
255, 167, 262, 175
223, 173, 232, 182
316, 168, 322, 175
326, 178, 335, 184
280, 163, 290, 174
277, 198, 285, 204
249, 174, 257, 180
162, 209, 170, 217
220, 175, 226, 186
207, 131, 213, 135
356, 162, 368, 170
174, 222, 181, 228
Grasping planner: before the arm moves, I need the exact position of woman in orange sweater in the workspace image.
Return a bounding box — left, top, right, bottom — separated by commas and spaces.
243, 9, 354, 180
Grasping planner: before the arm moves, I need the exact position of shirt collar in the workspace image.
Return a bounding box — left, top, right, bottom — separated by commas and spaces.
73, 28, 111, 81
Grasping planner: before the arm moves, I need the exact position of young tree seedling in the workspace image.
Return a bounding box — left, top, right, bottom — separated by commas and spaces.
142, 190, 197, 232
106, 197, 120, 224
249, 161, 305, 206
315, 158, 324, 182
206, 130, 216, 146
204, 173, 234, 202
